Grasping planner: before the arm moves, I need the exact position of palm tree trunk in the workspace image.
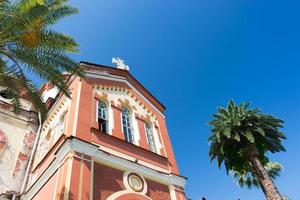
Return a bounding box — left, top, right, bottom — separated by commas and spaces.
247, 146, 282, 200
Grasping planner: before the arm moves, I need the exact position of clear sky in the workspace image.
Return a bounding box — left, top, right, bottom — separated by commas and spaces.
48, 0, 300, 199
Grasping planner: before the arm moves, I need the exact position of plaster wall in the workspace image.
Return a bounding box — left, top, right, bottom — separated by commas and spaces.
0, 98, 38, 194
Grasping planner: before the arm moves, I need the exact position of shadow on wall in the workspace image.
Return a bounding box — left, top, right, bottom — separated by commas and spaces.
57, 186, 74, 200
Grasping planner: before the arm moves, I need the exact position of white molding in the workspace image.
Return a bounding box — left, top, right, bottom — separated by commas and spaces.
74, 139, 186, 186
136, 160, 170, 174
93, 143, 136, 163
85, 71, 165, 118
22, 138, 186, 200
95, 100, 98, 123
152, 124, 162, 155
64, 154, 73, 200
89, 160, 94, 200
132, 111, 140, 146
73, 80, 82, 136
106, 190, 152, 200
92, 142, 169, 174
169, 185, 178, 200
108, 102, 114, 135
64, 99, 71, 138
77, 154, 84, 200
21, 140, 73, 200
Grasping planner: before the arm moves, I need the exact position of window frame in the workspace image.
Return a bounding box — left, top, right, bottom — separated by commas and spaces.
97, 100, 109, 134
121, 107, 135, 144
144, 122, 157, 153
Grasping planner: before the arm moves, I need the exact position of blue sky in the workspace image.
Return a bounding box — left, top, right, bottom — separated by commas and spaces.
49, 0, 300, 199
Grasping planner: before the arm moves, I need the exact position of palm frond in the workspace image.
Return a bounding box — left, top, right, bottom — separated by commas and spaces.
208, 100, 286, 187
232, 162, 282, 189
0, 0, 81, 119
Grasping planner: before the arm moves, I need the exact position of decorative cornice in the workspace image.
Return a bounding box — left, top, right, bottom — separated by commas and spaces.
94, 84, 158, 120
84, 69, 165, 118
41, 96, 69, 132
0, 100, 38, 124
80, 61, 166, 112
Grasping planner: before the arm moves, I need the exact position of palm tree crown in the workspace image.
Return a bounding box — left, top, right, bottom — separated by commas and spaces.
0, 0, 84, 119
209, 100, 286, 200
209, 100, 285, 172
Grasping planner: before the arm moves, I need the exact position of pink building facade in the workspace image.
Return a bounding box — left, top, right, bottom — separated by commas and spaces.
8, 62, 187, 200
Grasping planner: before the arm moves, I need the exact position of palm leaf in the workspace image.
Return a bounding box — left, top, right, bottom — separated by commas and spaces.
0, 0, 82, 119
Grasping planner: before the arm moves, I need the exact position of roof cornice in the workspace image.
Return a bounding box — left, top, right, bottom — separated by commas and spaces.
79, 61, 166, 113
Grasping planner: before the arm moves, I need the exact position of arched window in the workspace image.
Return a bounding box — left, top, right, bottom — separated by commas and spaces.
145, 123, 157, 153
122, 107, 134, 143
98, 101, 108, 133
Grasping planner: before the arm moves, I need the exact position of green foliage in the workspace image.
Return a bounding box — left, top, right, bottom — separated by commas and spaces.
232, 162, 282, 188
208, 100, 286, 177
0, 0, 84, 119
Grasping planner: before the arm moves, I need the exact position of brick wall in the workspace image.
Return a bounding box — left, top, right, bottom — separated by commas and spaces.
93, 162, 172, 200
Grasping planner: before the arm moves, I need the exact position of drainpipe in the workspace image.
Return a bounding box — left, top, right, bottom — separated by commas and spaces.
13, 112, 42, 200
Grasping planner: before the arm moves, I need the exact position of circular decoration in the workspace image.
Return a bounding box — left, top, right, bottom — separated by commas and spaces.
123, 171, 147, 194
128, 173, 144, 192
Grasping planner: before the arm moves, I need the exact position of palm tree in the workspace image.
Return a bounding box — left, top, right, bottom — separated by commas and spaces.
0, 0, 84, 119
208, 100, 286, 200
233, 162, 282, 189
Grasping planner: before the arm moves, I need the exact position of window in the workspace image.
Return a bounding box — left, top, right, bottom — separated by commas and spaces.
98, 101, 108, 133
145, 123, 157, 153
122, 108, 134, 143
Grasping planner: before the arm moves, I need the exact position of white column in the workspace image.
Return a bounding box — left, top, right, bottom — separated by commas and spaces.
108, 102, 114, 135
132, 112, 140, 146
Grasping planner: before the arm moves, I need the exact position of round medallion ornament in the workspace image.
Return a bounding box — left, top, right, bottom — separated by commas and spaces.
128, 173, 144, 192
123, 171, 147, 194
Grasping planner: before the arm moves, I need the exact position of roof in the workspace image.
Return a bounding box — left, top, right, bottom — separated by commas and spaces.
79, 61, 166, 113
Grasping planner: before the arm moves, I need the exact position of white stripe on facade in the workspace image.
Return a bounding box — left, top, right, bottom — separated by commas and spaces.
21, 138, 186, 200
